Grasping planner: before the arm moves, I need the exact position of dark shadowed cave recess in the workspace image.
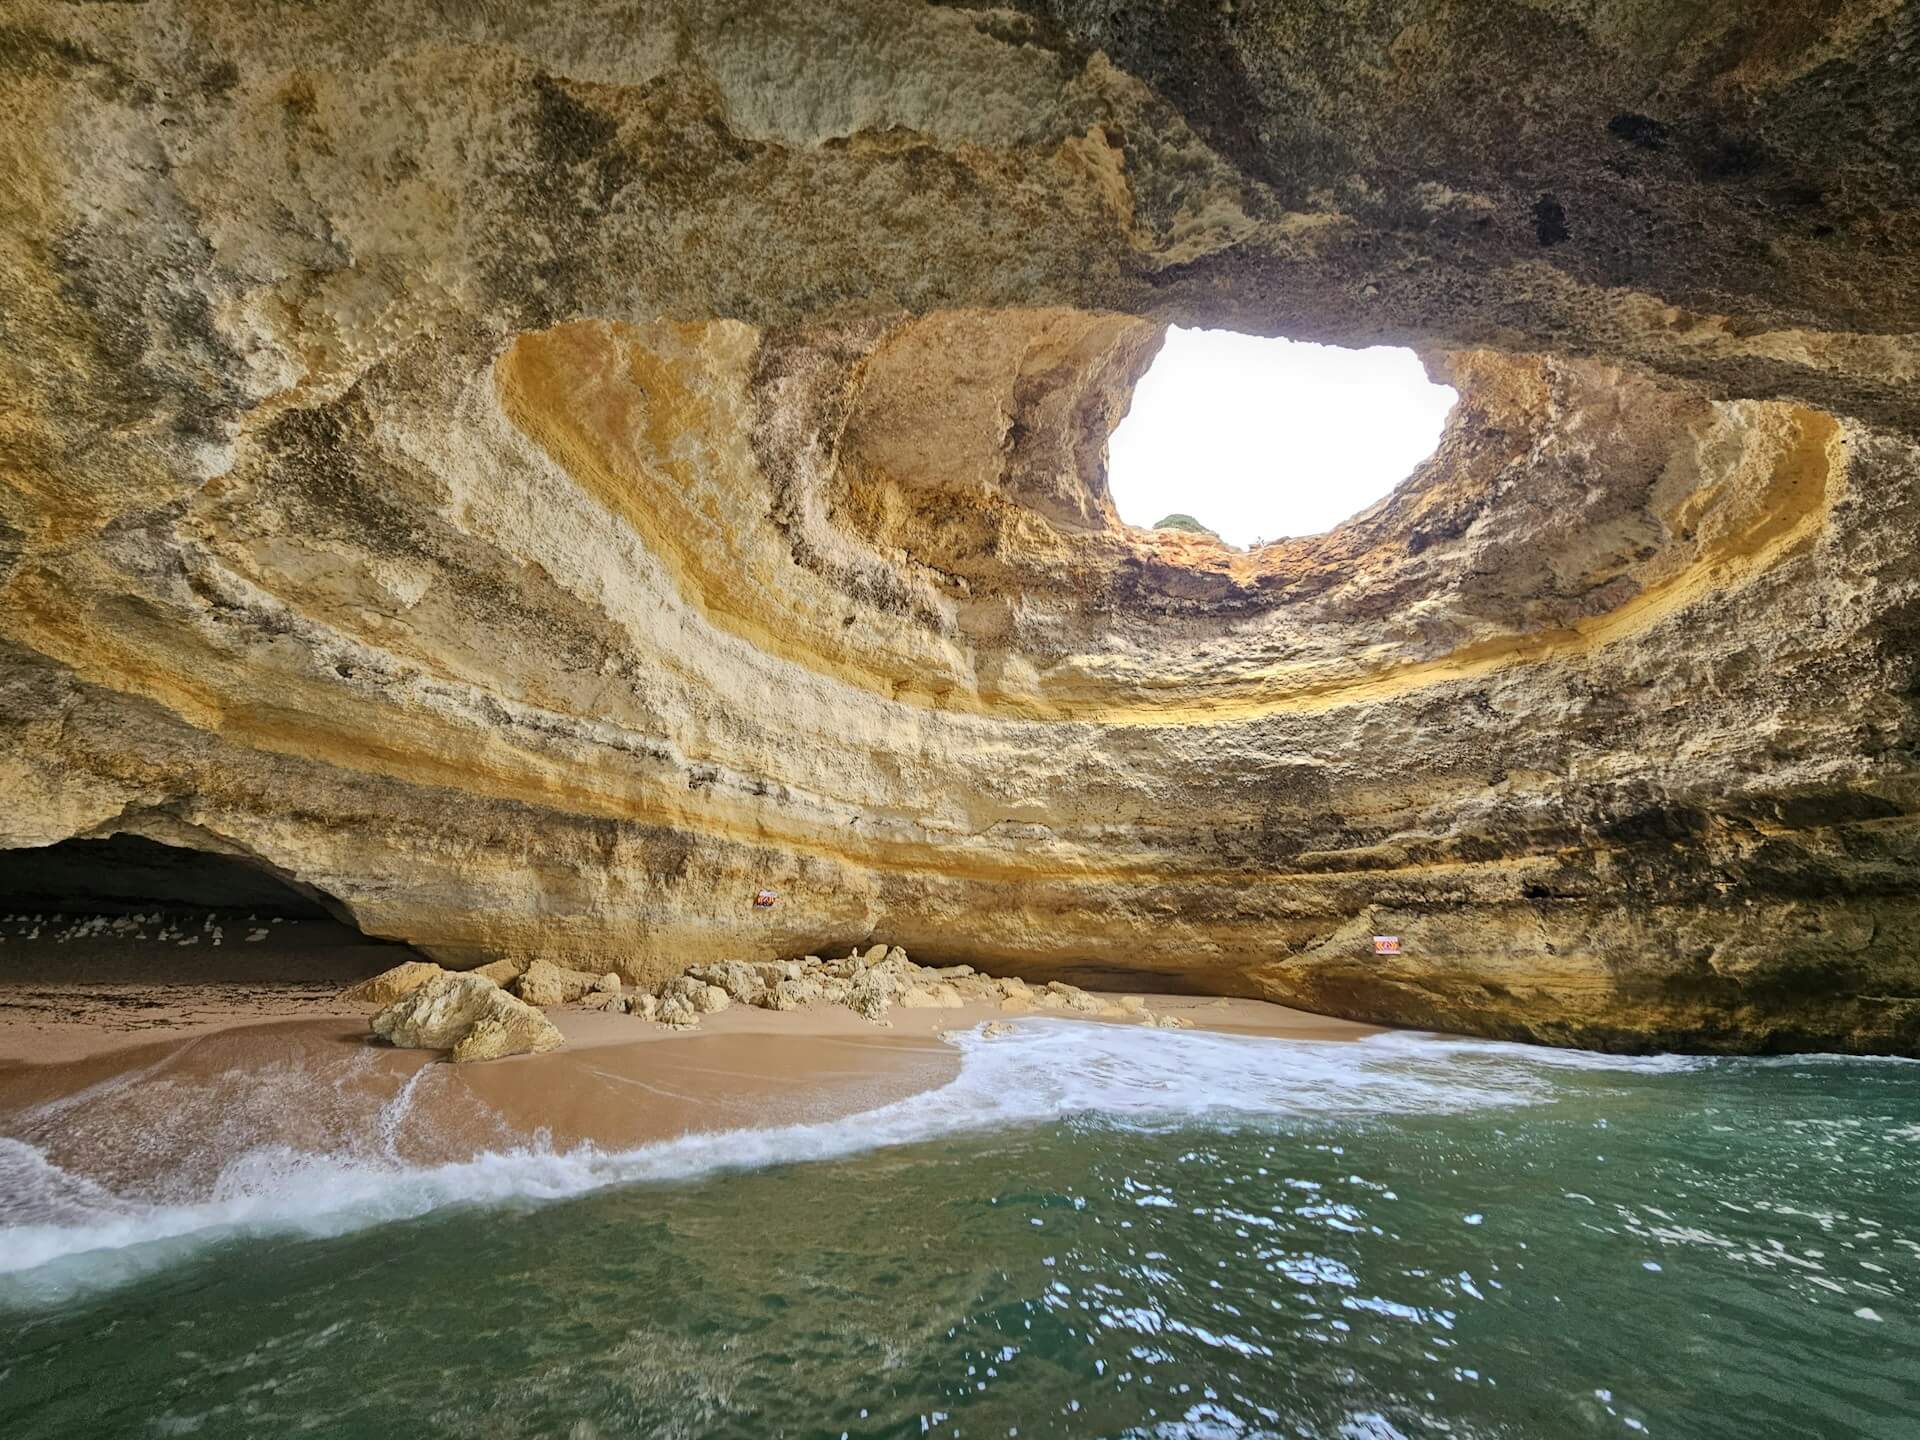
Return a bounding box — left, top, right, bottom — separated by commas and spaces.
0, 836, 420, 1000
0, 835, 345, 920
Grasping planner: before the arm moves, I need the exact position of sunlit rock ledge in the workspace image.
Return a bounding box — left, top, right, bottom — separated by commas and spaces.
2, 0, 1917, 1054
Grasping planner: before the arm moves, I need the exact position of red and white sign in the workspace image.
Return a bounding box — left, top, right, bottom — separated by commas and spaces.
752, 889, 777, 909
1372, 935, 1402, 955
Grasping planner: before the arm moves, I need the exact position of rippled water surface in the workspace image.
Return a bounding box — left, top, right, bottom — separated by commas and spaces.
3, 1024, 1917, 1437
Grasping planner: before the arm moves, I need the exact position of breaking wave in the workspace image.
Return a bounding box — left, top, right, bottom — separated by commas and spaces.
0, 1020, 1829, 1306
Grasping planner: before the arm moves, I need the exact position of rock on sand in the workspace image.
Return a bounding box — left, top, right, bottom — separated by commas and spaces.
371, 972, 563, 1063
339, 960, 444, 1007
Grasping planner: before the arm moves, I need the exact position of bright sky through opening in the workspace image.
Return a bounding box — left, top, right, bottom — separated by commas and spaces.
1107, 328, 1458, 547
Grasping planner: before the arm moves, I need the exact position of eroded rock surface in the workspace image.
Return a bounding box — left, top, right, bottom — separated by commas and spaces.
370, 973, 564, 1063
339, 960, 444, 1008
3, 2, 1917, 1052
511, 958, 618, 1008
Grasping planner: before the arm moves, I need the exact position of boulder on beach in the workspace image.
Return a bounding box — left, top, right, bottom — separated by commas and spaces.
761, 975, 826, 1011
450, 1004, 566, 1063
371, 972, 563, 1062
1043, 981, 1107, 1015
657, 994, 700, 1027
634, 948, 1144, 1032
512, 957, 607, 1007
659, 974, 727, 1011
469, 956, 527, 987
339, 960, 443, 1007
687, 960, 772, 1004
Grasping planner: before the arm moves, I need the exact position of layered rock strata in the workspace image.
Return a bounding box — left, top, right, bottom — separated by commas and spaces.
3, 1, 1917, 1052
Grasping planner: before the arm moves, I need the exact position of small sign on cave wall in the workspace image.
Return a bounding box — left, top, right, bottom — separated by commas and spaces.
752, 889, 778, 909
1372, 935, 1402, 956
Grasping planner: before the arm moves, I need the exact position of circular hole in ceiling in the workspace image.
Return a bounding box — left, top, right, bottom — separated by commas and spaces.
1107, 328, 1459, 548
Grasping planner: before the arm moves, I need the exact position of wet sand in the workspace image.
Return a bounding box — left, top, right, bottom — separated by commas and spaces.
1, 930, 1384, 1190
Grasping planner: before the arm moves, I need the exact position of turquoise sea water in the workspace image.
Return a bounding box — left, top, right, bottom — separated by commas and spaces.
2, 1022, 1916, 1438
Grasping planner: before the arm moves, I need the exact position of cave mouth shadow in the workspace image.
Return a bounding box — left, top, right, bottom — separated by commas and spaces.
0, 834, 421, 989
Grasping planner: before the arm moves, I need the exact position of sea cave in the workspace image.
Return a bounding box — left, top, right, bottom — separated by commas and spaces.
1, 2, 1916, 1433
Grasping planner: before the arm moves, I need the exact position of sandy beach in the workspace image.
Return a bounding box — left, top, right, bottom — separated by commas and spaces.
0, 924, 1382, 1186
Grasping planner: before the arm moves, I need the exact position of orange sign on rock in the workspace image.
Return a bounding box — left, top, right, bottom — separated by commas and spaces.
1372, 935, 1402, 955
752, 889, 777, 909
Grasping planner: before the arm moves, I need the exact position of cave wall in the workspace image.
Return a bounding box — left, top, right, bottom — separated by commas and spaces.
2, 0, 1916, 1051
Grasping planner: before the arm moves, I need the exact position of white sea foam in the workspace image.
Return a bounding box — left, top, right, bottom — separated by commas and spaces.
1351, 1030, 1715, 1074
0, 1020, 1791, 1305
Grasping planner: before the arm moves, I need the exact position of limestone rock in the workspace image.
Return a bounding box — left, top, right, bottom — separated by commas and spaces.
371, 972, 562, 1061
848, 979, 892, 1024
372, 973, 500, 1048
3, 1, 1917, 1056
1045, 982, 1107, 1016
340, 961, 443, 1008
688, 961, 770, 1005
657, 996, 700, 1028
512, 959, 603, 1007
661, 975, 731, 1014
469, 958, 527, 987
450, 1006, 566, 1064
759, 976, 827, 1011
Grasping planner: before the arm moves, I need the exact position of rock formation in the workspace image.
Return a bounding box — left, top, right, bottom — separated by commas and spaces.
370, 972, 564, 1063
339, 960, 443, 1008
2, 2, 1916, 1053
511, 958, 619, 1008
674, 948, 1167, 1028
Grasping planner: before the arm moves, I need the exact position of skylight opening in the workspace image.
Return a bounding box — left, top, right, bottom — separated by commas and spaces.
1107, 328, 1458, 548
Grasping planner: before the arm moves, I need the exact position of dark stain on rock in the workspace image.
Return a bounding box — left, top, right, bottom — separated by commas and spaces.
525, 72, 635, 216
1771, 181, 1825, 210
945, 0, 1295, 200
198, 59, 240, 99
0, 24, 92, 73
641, 826, 695, 885
1693, 133, 1769, 182
1607, 113, 1669, 150
1533, 195, 1570, 246
257, 400, 433, 558
50, 223, 244, 448
1594, 803, 1711, 847
531, 73, 619, 174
